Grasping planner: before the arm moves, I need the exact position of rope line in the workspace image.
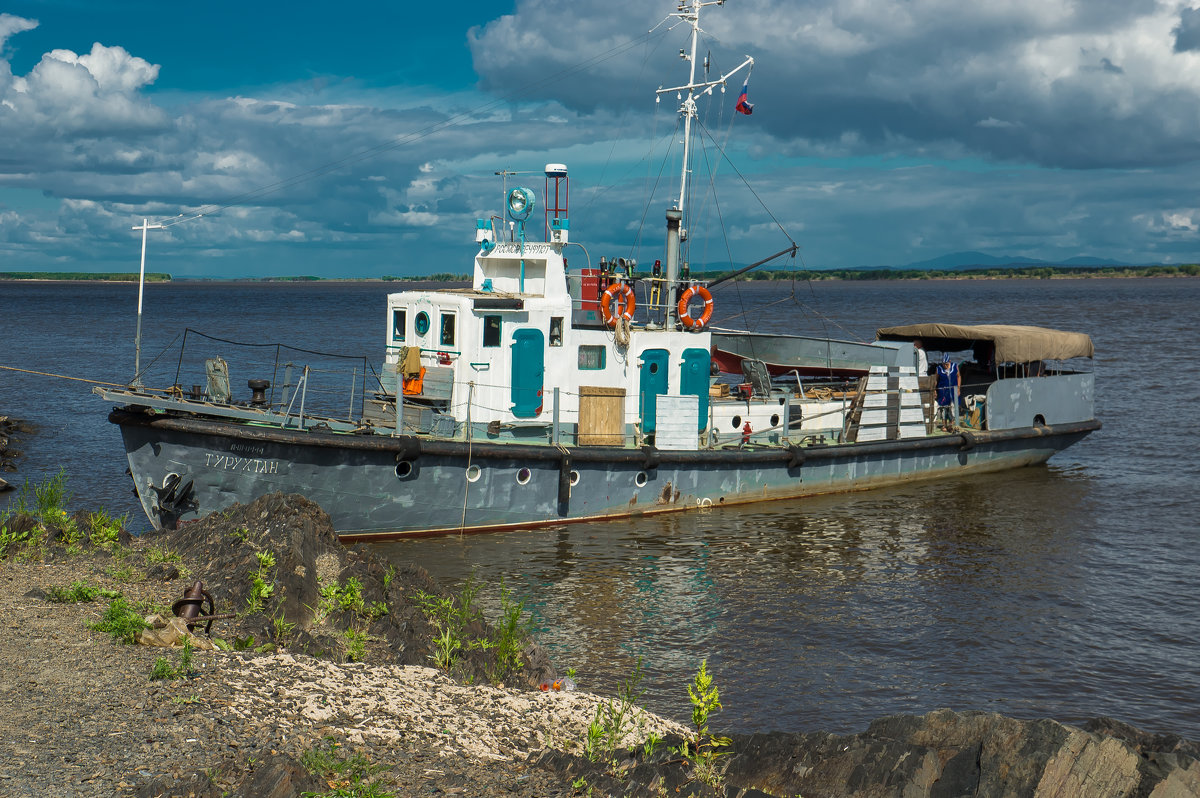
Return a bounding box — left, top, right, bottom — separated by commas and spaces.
0, 364, 127, 388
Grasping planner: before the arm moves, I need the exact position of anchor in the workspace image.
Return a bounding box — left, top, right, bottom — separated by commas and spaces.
151, 473, 197, 529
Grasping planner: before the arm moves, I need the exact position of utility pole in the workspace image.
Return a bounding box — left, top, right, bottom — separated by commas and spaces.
131, 218, 164, 389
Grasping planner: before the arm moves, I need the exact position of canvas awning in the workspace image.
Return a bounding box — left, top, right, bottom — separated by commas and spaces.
875, 323, 1094, 362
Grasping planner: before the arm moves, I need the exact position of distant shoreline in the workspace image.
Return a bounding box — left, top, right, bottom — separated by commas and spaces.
2, 266, 1198, 284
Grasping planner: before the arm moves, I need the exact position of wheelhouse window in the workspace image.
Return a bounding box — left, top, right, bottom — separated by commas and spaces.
579, 345, 606, 370
392, 309, 406, 342
483, 315, 502, 348
440, 312, 456, 347
549, 317, 564, 347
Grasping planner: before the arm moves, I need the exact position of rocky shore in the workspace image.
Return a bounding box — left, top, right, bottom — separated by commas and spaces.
0, 414, 34, 492
1, 426, 1198, 796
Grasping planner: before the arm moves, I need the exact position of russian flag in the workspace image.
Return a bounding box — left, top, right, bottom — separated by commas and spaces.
735, 81, 754, 115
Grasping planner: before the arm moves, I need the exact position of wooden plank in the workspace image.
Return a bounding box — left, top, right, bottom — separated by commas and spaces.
578, 386, 626, 446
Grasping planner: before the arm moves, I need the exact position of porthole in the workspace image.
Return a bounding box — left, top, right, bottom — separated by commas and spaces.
570, 470, 580, 486
466, 464, 481, 483
516, 467, 532, 485
635, 471, 648, 487
415, 311, 430, 336
395, 461, 414, 479
770, 414, 780, 427
731, 415, 742, 429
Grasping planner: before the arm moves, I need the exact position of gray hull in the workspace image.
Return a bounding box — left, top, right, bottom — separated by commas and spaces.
111, 409, 1098, 541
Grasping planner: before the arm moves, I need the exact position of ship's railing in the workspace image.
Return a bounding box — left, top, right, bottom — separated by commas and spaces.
140, 328, 378, 424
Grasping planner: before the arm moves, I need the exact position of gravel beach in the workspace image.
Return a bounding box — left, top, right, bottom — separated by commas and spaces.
0, 537, 686, 797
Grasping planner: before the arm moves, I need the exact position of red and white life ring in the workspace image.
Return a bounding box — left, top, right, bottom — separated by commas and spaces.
600, 282, 636, 327
677, 285, 714, 330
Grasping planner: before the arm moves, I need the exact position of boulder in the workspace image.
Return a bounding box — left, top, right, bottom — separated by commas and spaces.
530, 710, 1200, 798
718, 710, 1200, 798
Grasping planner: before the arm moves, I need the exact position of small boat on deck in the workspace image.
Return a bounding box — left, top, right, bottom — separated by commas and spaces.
710, 330, 912, 379
94, 1, 1099, 540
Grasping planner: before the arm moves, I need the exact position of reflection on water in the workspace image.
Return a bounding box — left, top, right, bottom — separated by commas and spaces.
380, 464, 1129, 734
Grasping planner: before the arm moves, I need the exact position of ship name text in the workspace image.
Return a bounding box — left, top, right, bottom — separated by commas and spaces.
205, 453, 280, 474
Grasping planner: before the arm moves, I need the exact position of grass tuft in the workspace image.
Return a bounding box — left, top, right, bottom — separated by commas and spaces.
91, 595, 149, 644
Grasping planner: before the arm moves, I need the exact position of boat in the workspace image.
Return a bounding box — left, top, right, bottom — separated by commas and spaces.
94, 1, 1100, 540
709, 329, 912, 379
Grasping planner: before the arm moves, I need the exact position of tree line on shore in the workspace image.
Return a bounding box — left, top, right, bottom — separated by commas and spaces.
5, 263, 1198, 284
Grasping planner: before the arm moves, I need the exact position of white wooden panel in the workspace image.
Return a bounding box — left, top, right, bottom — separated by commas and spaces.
859, 409, 889, 426
655, 395, 699, 451
856, 426, 889, 441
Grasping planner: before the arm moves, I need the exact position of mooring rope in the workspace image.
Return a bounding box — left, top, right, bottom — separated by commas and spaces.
0, 364, 127, 388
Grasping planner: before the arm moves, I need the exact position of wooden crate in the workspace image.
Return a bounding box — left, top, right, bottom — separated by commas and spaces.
578, 386, 626, 446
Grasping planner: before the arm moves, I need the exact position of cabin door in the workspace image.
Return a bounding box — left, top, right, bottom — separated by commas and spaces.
639, 349, 670, 434
680, 347, 711, 431
511, 329, 544, 418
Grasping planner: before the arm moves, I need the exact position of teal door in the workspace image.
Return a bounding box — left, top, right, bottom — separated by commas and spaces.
511, 329, 544, 418
680, 347, 711, 431
639, 349, 670, 434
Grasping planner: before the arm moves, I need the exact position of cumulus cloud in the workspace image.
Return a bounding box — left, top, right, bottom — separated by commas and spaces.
6, 40, 162, 126
4, 3, 1200, 276
470, 0, 1200, 169
0, 13, 37, 50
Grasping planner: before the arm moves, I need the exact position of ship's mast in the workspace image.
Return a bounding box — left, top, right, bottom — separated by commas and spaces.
656, 0, 753, 324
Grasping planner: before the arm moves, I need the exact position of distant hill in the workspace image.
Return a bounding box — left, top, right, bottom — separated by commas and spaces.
896, 252, 1132, 270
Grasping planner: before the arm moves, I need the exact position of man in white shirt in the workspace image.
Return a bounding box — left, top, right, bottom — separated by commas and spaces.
913, 338, 928, 375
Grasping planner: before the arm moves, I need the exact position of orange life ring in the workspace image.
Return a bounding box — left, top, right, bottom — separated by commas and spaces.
600, 282, 636, 327
677, 285, 714, 329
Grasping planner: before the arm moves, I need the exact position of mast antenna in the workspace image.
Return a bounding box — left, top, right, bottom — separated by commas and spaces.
655, 0, 753, 325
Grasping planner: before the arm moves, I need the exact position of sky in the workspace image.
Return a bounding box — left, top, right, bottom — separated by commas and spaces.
4, 0, 1200, 277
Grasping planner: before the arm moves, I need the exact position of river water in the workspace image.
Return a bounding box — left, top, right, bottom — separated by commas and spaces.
2, 276, 1197, 738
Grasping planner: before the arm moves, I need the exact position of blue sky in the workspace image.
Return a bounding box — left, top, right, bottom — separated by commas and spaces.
4, 0, 1200, 277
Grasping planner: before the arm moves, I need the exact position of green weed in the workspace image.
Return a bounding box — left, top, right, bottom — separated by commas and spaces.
687, 659, 722, 741
315, 578, 387, 625
299, 737, 391, 798
91, 596, 149, 644
0, 521, 39, 559
245, 550, 277, 614
411, 573, 482, 672
105, 562, 144, 583
272, 613, 297, 645
148, 638, 198, 681
583, 656, 647, 764
344, 628, 367, 663
430, 625, 461, 669
487, 577, 532, 682
86, 508, 126, 550
675, 659, 730, 788
44, 580, 99, 603
145, 546, 181, 564
150, 657, 175, 681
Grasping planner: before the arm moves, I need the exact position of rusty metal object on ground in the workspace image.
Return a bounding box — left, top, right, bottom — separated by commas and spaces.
171, 581, 216, 634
